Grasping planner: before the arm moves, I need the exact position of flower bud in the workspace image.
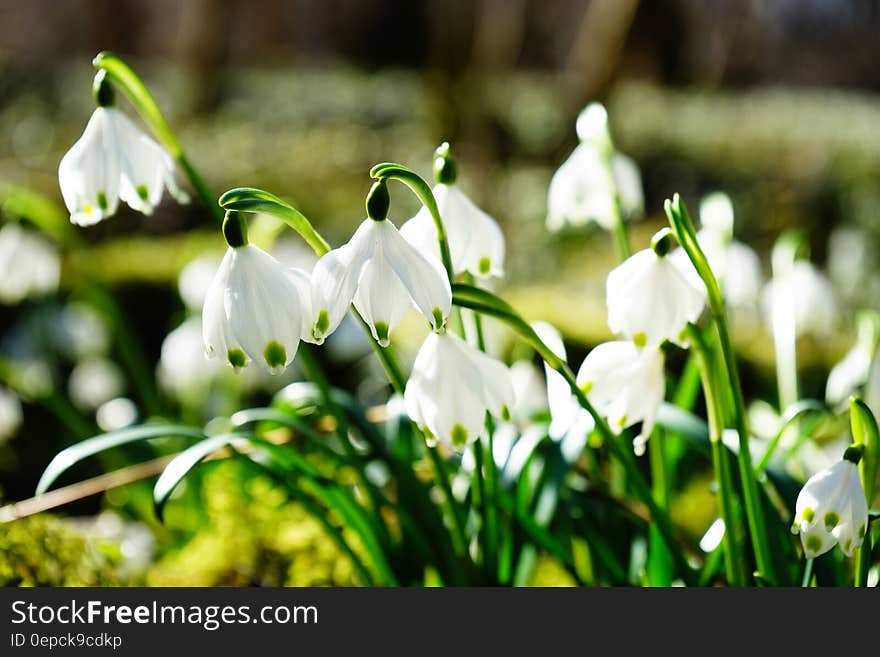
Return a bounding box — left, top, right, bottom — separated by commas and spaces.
432, 142, 457, 185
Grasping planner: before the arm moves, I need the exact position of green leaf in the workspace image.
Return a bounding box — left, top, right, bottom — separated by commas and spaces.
153, 433, 245, 519
850, 397, 879, 505
655, 403, 709, 449
36, 424, 204, 495
218, 187, 330, 256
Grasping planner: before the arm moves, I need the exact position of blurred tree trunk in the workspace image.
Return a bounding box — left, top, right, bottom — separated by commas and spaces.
175, 0, 236, 112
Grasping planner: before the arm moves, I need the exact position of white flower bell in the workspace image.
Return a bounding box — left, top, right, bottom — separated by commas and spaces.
400, 143, 505, 278
576, 340, 665, 454
202, 212, 313, 373
404, 331, 514, 450
825, 312, 880, 407
58, 76, 186, 226
606, 230, 706, 347
159, 316, 223, 396
0, 386, 23, 444
310, 181, 451, 346
791, 452, 869, 559
0, 222, 60, 304
761, 260, 838, 339
547, 103, 643, 233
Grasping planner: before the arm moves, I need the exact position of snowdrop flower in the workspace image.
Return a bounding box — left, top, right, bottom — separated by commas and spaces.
404, 331, 514, 450
310, 180, 451, 346
0, 386, 23, 443
533, 321, 594, 463
158, 316, 222, 396
202, 212, 314, 373
58, 74, 186, 226
400, 143, 505, 278
791, 450, 868, 559
576, 340, 665, 454
68, 358, 125, 411
761, 260, 838, 339
825, 312, 880, 407
606, 230, 706, 347
547, 103, 643, 232
0, 222, 60, 304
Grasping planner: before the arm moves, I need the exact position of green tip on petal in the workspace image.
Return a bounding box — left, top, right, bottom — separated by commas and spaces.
264, 340, 287, 371
633, 332, 647, 348
478, 257, 491, 276
374, 321, 390, 347
858, 524, 866, 539
227, 348, 246, 369
97, 191, 109, 211
431, 307, 445, 331
314, 310, 330, 337
136, 184, 149, 202
805, 535, 823, 555
450, 424, 468, 448
501, 405, 511, 422
802, 507, 815, 524
823, 512, 839, 531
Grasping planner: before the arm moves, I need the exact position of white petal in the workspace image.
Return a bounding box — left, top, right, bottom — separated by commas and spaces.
309, 219, 374, 342
825, 345, 872, 406
352, 245, 412, 346
202, 249, 241, 366
378, 219, 451, 331
610, 153, 644, 219
436, 185, 505, 278
58, 108, 120, 225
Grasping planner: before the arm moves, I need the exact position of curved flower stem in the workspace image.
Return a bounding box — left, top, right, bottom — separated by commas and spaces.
452, 283, 695, 582
369, 162, 454, 282
686, 323, 747, 586
218, 184, 469, 564
92, 52, 224, 224
609, 199, 631, 261
666, 194, 777, 585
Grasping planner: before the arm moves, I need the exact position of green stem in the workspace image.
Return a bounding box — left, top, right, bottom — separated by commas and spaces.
801, 557, 814, 587
610, 203, 631, 261
686, 323, 747, 586
452, 284, 695, 582
648, 428, 673, 586
92, 52, 223, 223
666, 194, 777, 585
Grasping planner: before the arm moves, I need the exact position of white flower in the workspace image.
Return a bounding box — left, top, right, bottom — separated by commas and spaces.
533, 320, 594, 463
0, 386, 23, 443
68, 358, 125, 411
400, 184, 505, 278
792, 458, 868, 559
576, 340, 665, 454
178, 255, 222, 312
158, 316, 223, 396
404, 331, 514, 450
606, 248, 705, 347
0, 223, 60, 304
761, 261, 838, 339
826, 344, 873, 407
58, 107, 187, 226
699, 192, 735, 237
202, 244, 313, 373
310, 218, 451, 346
547, 145, 643, 233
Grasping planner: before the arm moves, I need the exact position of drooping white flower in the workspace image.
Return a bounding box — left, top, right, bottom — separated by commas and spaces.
202, 244, 313, 373
0, 386, 23, 443
400, 184, 505, 278
606, 245, 706, 347
310, 217, 451, 346
0, 222, 60, 304
58, 107, 187, 226
403, 331, 514, 450
158, 316, 223, 396
761, 260, 838, 339
547, 146, 643, 233
533, 320, 594, 464
576, 340, 665, 454
791, 457, 868, 559
68, 358, 125, 411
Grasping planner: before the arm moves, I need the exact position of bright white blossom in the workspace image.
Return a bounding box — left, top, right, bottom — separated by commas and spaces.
58, 107, 187, 226
404, 331, 514, 450
400, 184, 505, 278
576, 340, 665, 454
826, 345, 873, 407
310, 218, 451, 346
203, 244, 313, 373
606, 248, 705, 347
158, 316, 223, 396
0, 223, 60, 304
0, 386, 23, 443
792, 457, 868, 559
761, 261, 838, 339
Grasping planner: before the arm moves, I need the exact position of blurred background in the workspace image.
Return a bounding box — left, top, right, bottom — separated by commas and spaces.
2, 0, 880, 585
